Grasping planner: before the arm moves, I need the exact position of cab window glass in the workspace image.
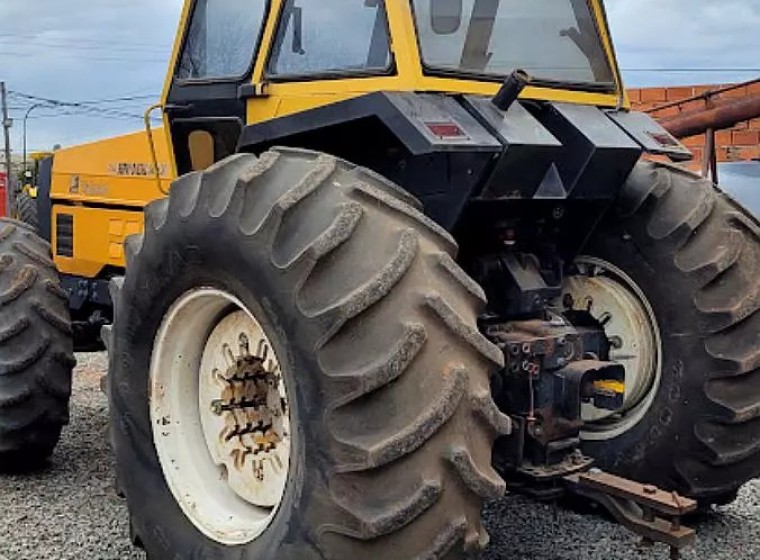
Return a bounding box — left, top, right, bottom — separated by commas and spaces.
413, 0, 614, 86
177, 0, 267, 80
268, 0, 391, 77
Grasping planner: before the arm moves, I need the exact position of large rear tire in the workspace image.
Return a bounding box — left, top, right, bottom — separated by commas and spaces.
106, 149, 508, 559
0, 219, 75, 471
577, 162, 760, 506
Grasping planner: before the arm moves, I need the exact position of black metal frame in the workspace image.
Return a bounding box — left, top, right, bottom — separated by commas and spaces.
35, 154, 54, 243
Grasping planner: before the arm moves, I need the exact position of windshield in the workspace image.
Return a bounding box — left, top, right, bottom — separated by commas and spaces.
412, 0, 615, 87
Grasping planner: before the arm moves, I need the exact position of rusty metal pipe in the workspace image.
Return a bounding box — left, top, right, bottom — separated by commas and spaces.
661, 93, 760, 139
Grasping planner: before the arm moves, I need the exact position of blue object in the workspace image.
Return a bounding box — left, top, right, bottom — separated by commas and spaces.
717, 161, 760, 218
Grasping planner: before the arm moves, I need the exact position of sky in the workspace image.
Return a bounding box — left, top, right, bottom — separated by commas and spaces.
1, 0, 759, 153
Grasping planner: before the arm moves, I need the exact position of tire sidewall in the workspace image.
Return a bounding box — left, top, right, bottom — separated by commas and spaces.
580, 218, 711, 489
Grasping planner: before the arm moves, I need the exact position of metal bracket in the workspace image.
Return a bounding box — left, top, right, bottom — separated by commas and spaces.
565, 470, 697, 558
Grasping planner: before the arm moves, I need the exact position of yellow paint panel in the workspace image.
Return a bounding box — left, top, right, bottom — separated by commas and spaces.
51, 128, 174, 207
53, 205, 145, 278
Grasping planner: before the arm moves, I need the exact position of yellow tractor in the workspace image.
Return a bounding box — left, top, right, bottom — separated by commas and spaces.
4, 1, 760, 558
14, 150, 54, 231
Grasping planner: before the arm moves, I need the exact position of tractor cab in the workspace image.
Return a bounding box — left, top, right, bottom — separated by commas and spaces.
22, 151, 54, 198
161, 0, 629, 179
159, 0, 687, 234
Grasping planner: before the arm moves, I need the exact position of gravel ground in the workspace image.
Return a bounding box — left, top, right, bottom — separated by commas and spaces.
1, 353, 759, 560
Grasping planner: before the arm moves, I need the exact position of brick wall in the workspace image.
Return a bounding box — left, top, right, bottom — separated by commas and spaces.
628, 83, 760, 171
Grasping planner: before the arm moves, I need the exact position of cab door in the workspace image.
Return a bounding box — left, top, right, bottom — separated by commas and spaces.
163, 0, 269, 176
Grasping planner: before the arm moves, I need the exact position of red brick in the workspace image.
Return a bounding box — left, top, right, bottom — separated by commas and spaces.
716, 147, 732, 162
749, 118, 760, 130
735, 145, 760, 160
682, 135, 705, 148
734, 120, 749, 130
690, 146, 704, 162
732, 130, 760, 146
666, 86, 694, 101
636, 102, 659, 113
627, 89, 642, 103
720, 146, 758, 161
715, 130, 733, 146
641, 88, 668, 103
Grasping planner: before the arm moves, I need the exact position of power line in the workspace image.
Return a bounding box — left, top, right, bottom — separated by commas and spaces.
28, 112, 149, 121
0, 40, 167, 56
622, 68, 760, 73
0, 33, 168, 51
10, 90, 149, 108
8, 91, 160, 122
0, 50, 166, 63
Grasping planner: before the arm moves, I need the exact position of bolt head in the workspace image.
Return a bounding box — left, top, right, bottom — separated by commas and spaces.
643, 484, 658, 495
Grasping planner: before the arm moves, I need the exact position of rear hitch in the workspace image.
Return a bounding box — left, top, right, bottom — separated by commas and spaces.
564, 470, 697, 559
483, 255, 697, 557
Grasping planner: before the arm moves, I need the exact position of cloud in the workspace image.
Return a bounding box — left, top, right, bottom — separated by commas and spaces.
1, 0, 758, 153
607, 0, 760, 87
0, 0, 182, 152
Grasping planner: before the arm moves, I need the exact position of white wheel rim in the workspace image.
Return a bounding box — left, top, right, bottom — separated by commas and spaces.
150, 288, 291, 545
562, 257, 663, 441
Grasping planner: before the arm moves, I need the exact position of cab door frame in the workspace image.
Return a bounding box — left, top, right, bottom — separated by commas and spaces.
160, 0, 273, 177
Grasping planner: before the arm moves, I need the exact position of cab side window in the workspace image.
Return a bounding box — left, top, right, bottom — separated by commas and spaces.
177, 0, 267, 80
268, 0, 392, 78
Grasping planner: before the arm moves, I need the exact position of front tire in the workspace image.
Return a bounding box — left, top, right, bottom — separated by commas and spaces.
15, 192, 39, 232
0, 219, 75, 471
107, 149, 508, 559
578, 162, 760, 506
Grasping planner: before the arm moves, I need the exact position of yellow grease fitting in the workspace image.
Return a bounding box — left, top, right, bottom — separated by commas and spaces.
593, 380, 626, 395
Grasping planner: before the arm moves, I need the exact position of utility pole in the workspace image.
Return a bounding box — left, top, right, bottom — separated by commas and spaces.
23, 103, 45, 175
1, 82, 12, 214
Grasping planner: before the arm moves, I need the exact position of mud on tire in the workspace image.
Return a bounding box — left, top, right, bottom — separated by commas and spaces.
106, 148, 509, 559
581, 162, 760, 506
0, 219, 75, 471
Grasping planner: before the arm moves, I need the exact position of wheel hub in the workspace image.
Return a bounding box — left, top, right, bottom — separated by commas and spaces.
561, 257, 662, 440
199, 312, 290, 508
